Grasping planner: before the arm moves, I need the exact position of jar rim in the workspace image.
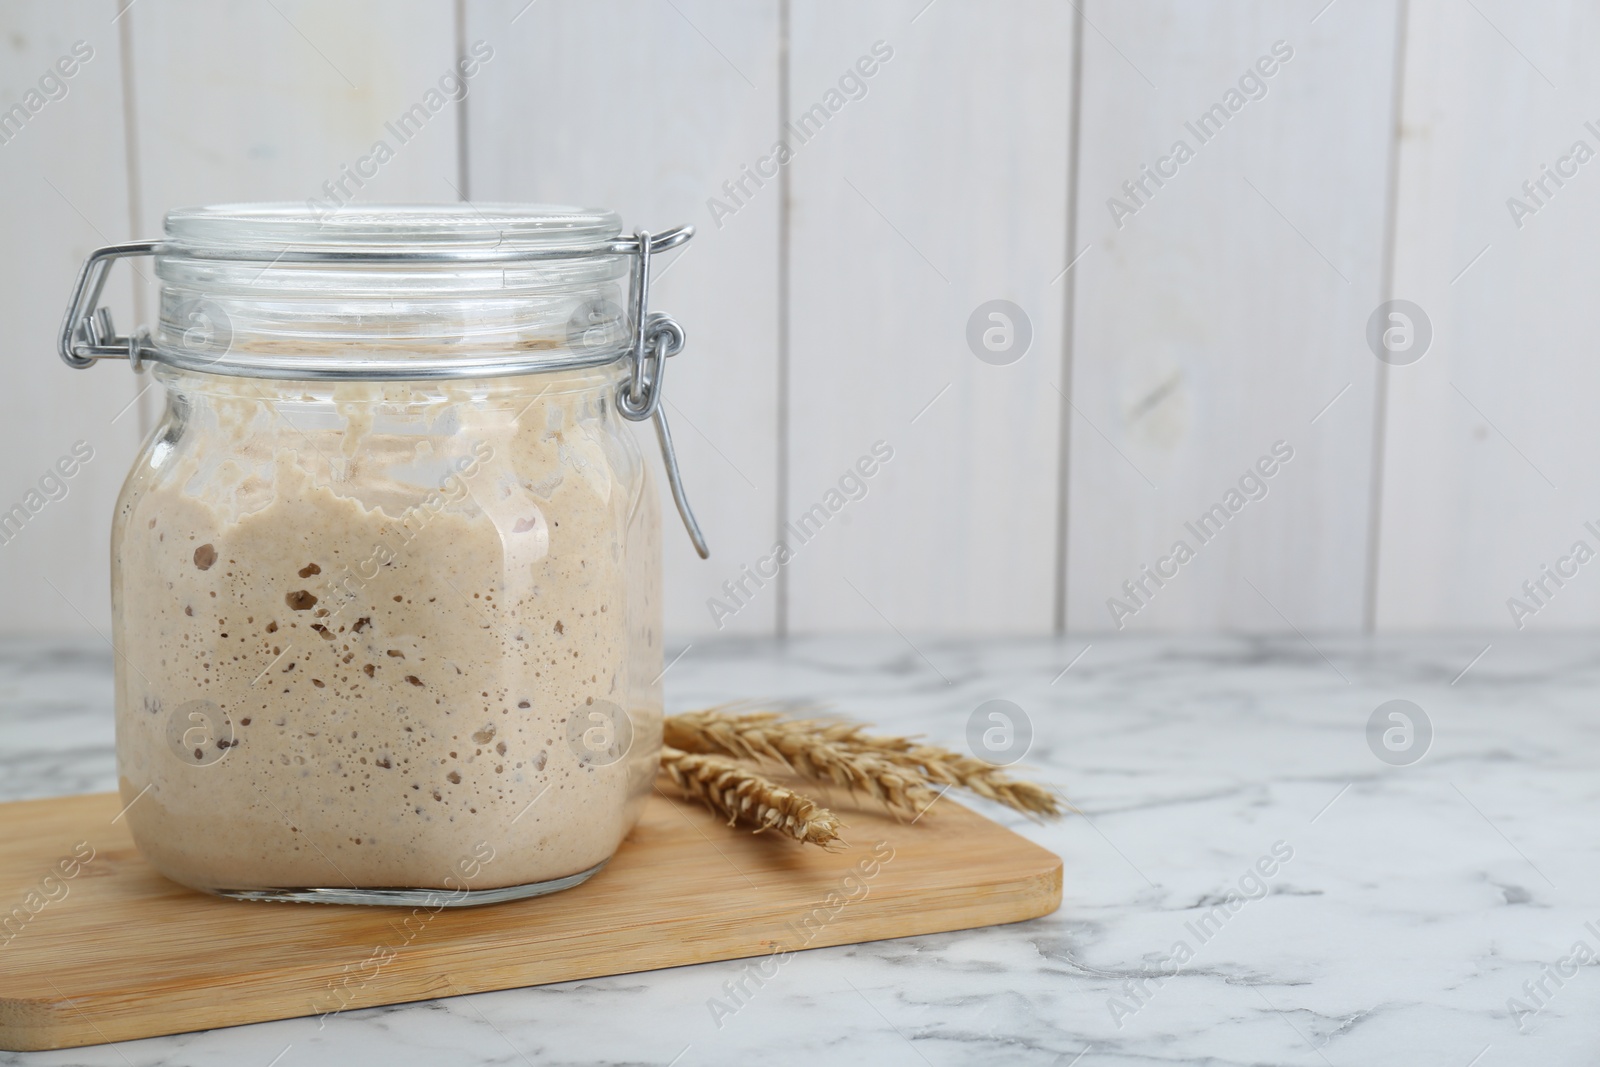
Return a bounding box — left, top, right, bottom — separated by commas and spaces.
145, 202, 667, 382
163, 202, 625, 258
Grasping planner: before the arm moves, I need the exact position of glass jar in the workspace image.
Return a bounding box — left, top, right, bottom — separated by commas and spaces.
60, 204, 706, 905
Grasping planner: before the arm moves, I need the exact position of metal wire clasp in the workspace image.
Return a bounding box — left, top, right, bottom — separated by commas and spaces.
58, 240, 156, 370
618, 230, 708, 559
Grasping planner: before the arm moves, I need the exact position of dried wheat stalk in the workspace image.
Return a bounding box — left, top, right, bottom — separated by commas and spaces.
665, 707, 1062, 819
658, 744, 843, 848
665, 710, 941, 818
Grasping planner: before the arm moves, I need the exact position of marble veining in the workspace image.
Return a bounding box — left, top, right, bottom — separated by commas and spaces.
3, 633, 1599, 1065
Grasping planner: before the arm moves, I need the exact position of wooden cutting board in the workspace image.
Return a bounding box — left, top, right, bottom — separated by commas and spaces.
0, 787, 1062, 1051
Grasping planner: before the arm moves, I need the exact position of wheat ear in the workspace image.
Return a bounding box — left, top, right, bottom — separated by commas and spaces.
879, 744, 1060, 817
665, 708, 1061, 819
664, 711, 941, 819
658, 745, 843, 848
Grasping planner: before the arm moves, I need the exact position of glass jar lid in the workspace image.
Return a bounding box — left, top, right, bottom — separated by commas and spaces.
144, 202, 653, 381
163, 202, 625, 257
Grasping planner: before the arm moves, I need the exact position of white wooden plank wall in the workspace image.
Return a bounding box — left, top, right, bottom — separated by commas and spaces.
1064, 1, 1400, 633
1, 0, 1592, 639
0, 2, 141, 636
1375, 0, 1600, 635
127, 1, 461, 224
785, 0, 1072, 637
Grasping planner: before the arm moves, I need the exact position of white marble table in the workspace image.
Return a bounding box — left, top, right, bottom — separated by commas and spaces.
2, 634, 1597, 1066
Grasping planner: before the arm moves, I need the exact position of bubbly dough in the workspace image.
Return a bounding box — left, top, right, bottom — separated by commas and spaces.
111, 367, 661, 892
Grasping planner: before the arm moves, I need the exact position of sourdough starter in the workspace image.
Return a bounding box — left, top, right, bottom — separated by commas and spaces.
112, 367, 662, 892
